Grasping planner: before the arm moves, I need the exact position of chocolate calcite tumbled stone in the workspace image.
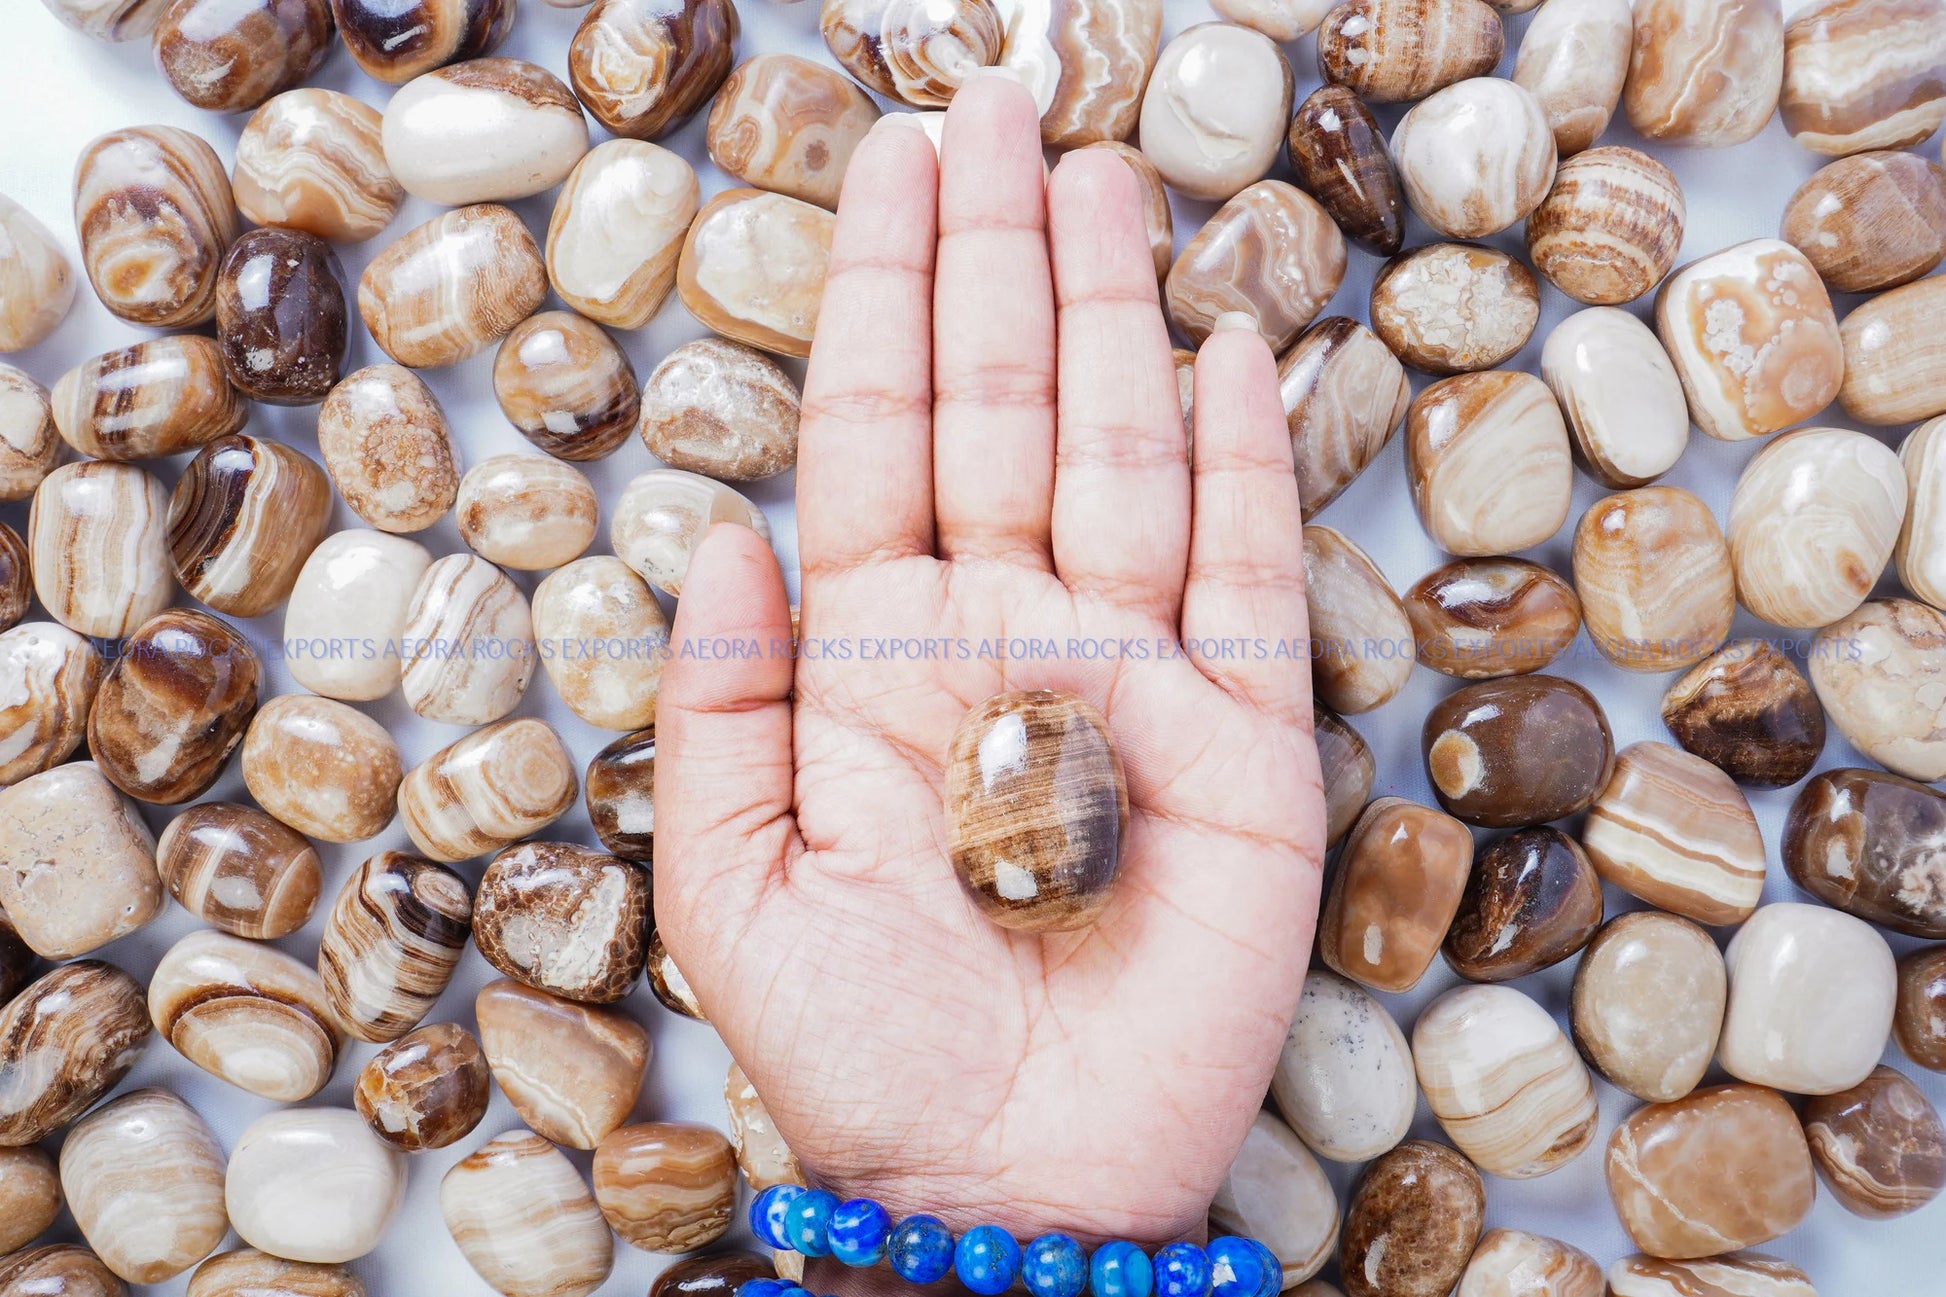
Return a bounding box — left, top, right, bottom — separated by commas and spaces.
1606, 1253, 1815, 1297
1312, 705, 1373, 850
1580, 741, 1767, 926
476, 979, 650, 1152
651, 1252, 775, 1297
1404, 557, 1582, 681
1720, 902, 1897, 1096
1660, 638, 1825, 786
1423, 676, 1614, 827
1163, 180, 1347, 351
1571, 912, 1725, 1104
1897, 946, 1946, 1072
1443, 827, 1603, 982
1784, 767, 1946, 938
353, 1022, 491, 1154
474, 842, 652, 1003
944, 690, 1128, 933
1811, 598, 1946, 782
1318, 796, 1474, 994
1456, 1229, 1602, 1297
1801, 1064, 1946, 1220
1339, 1141, 1484, 1297
1605, 1084, 1816, 1260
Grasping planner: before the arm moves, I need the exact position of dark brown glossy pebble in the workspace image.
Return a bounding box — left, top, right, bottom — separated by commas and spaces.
1443, 827, 1603, 982
474, 841, 653, 1004
1315, 704, 1375, 849
1404, 557, 1582, 680
1422, 675, 1615, 827
154, 0, 335, 114
0, 524, 28, 634
1784, 767, 1946, 938
0, 913, 34, 1006
0, 1244, 127, 1297
1897, 946, 1946, 1072
353, 1021, 491, 1153
1287, 84, 1405, 256
492, 310, 640, 461
1802, 1065, 1946, 1220
650, 1250, 775, 1297
215, 227, 348, 405
1340, 1140, 1485, 1297
332, 0, 515, 84
85, 608, 261, 805
647, 930, 704, 1021
1660, 638, 1825, 786
570, 0, 741, 141
0, 961, 152, 1146
586, 728, 654, 862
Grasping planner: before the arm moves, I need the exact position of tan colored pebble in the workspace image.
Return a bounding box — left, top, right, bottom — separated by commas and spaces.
533, 557, 669, 731
188, 1250, 366, 1297
283, 530, 434, 702
1782, 151, 1946, 293
1391, 78, 1556, 241
1572, 487, 1733, 672
707, 53, 879, 210
0, 622, 101, 786
148, 929, 339, 1102
316, 364, 461, 534
232, 88, 403, 244
0, 1145, 61, 1255
0, 1243, 128, 1296
1606, 1254, 1815, 1297
1572, 911, 1726, 1104
384, 58, 589, 207
1458, 1230, 1602, 1297
353, 1022, 491, 1154
639, 337, 800, 481
998, 0, 1161, 148
85, 608, 259, 806
613, 468, 771, 596
1317, 0, 1505, 105
224, 1109, 405, 1265
1899, 415, 1946, 610
593, 1122, 737, 1255
1802, 1063, 1946, 1219
1165, 181, 1346, 351
359, 205, 548, 370
456, 455, 599, 572
398, 717, 579, 862
571, 0, 739, 139
1527, 147, 1686, 306
477, 979, 651, 1152
474, 841, 652, 1004
493, 311, 639, 462
1370, 243, 1539, 376
0, 961, 151, 1147
241, 694, 404, 843
1541, 307, 1690, 489
73, 125, 236, 328
155, 801, 320, 941
725, 1063, 804, 1191
1809, 598, 1946, 781
27, 461, 172, 639
0, 763, 159, 959
1209, 1110, 1338, 1283
0, 364, 58, 501
0, 195, 75, 353
151, 0, 333, 115
1278, 318, 1410, 520
60, 1089, 227, 1284
678, 189, 833, 359
441, 1130, 614, 1297
546, 140, 699, 330
51, 335, 246, 462
647, 933, 705, 1020
1404, 557, 1581, 680
399, 554, 537, 725
1303, 525, 1412, 716
1625, 0, 1784, 148
1839, 274, 1946, 426
1136, 24, 1292, 203
168, 435, 332, 618
1318, 796, 1475, 994
819, 0, 1001, 108
1407, 371, 1572, 557
318, 851, 473, 1044
1513, 0, 1633, 156
1719, 903, 1896, 1096
1781, 0, 1946, 156
1581, 740, 1767, 926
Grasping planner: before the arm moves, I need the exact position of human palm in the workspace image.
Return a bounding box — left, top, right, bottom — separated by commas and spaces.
658, 74, 1325, 1264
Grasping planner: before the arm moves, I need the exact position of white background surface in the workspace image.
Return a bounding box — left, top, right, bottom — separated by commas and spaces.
2, 0, 1945, 1293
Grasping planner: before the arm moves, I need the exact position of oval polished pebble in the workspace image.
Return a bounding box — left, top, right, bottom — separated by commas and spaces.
0, 764, 161, 960
1781, 0, 1946, 156
441, 1130, 614, 1297
1312, 706, 1373, 850
213, 228, 346, 405
1443, 827, 1601, 983
152, 0, 333, 114
612, 468, 770, 597
1513, 0, 1632, 156
1303, 526, 1412, 716
647, 932, 703, 1020
1812, 599, 1946, 781
593, 1122, 737, 1254
650, 1251, 776, 1297
638, 337, 799, 481
1572, 486, 1733, 672
474, 841, 652, 1003
0, 961, 151, 1146
169, 434, 332, 617
1137, 23, 1291, 203
586, 727, 655, 862
284, 530, 433, 702
52, 336, 247, 462
1541, 307, 1690, 489
318, 850, 473, 1044
1782, 151, 1946, 293
820, 0, 998, 107
0, 1244, 127, 1297
1370, 244, 1540, 377
332, 0, 513, 83
533, 557, 669, 732
998, 0, 1160, 148
1660, 639, 1825, 786
1838, 274, 1946, 426
1404, 558, 1580, 680
28, 461, 172, 638
493, 312, 638, 462
73, 125, 236, 328
1085, 142, 1173, 278
1901, 418, 1946, 609
1527, 147, 1685, 306
359, 205, 547, 369
148, 929, 339, 1102
1317, 796, 1473, 994
1899, 946, 1946, 1072
677, 189, 833, 359
1721, 902, 1896, 1095
0, 364, 59, 499
1581, 740, 1765, 925
1277, 319, 1407, 522
1728, 427, 1904, 628
0, 623, 98, 786
1316, 0, 1503, 104
1391, 79, 1556, 241
1165, 181, 1345, 351
353, 1022, 491, 1153
398, 717, 578, 862
457, 456, 599, 573
1271, 969, 1415, 1164
1573, 911, 1726, 1103
476, 979, 650, 1152
399, 553, 536, 725
1606, 1254, 1816, 1297
0, 1145, 61, 1255
60, 1089, 227, 1284
1339, 1140, 1484, 1297
0, 196, 76, 352
724, 1063, 803, 1192
188, 1250, 366, 1297
547, 140, 699, 330
233, 89, 404, 243
1625, 0, 1783, 147
1406, 371, 1571, 556
1655, 239, 1843, 442
156, 802, 320, 940
1285, 85, 1404, 257
1423, 675, 1614, 827
1208, 1110, 1338, 1284
1210, 0, 1330, 40
1606, 1084, 1815, 1259
1802, 1064, 1946, 1219
241, 694, 403, 842
87, 608, 259, 804
316, 365, 461, 534
385, 59, 589, 207
1458, 1230, 1602, 1297
706, 54, 877, 210
225, 1109, 405, 1265
573, 0, 740, 139
1784, 767, 1946, 938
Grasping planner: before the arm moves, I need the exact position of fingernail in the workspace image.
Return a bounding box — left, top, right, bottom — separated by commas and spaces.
974, 64, 1024, 85
874, 111, 927, 133
1213, 311, 1260, 335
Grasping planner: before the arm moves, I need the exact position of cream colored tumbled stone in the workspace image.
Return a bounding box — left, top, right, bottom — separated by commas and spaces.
383, 59, 589, 206
677, 189, 833, 359
1209, 1111, 1339, 1286
284, 530, 433, 702
60, 1089, 228, 1284
1811, 599, 1946, 781
1541, 307, 1689, 489
398, 718, 578, 863
1580, 741, 1766, 926
1137, 23, 1292, 202
1513, 0, 1633, 156
1391, 78, 1557, 240
547, 140, 699, 330
1458, 1230, 1602, 1297
1572, 911, 1726, 1104
1407, 372, 1574, 557
0, 193, 77, 352
1898, 416, 1946, 610
456, 455, 599, 572
27, 460, 173, 639
400, 554, 537, 725
0, 761, 160, 959
1720, 902, 1897, 1096
1303, 525, 1412, 716
1606, 1253, 1816, 1297
1271, 970, 1415, 1164
225, 1109, 406, 1264
441, 1130, 614, 1297
532, 557, 670, 732
612, 469, 772, 597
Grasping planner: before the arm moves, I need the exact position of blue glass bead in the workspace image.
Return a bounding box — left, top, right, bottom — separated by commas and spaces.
735, 1281, 785, 1297
956, 1224, 1023, 1296
1243, 1242, 1280, 1297
1154, 1244, 1212, 1297
1204, 1238, 1265, 1297
784, 1188, 840, 1258
889, 1215, 957, 1285
828, 1198, 894, 1267
1022, 1233, 1088, 1297
752, 1185, 805, 1251
1091, 1241, 1153, 1297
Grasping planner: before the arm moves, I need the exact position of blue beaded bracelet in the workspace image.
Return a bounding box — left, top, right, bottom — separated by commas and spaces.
742, 1185, 1281, 1297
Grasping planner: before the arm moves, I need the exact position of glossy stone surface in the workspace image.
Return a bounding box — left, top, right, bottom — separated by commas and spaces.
0, 961, 151, 1146
284, 530, 433, 702
73, 125, 236, 328
1371, 244, 1540, 377
1781, 0, 1946, 156
1626, 0, 1783, 147
1655, 239, 1843, 443
87, 609, 259, 805
1317, 0, 1503, 104
1304, 526, 1412, 716
547, 140, 699, 330
331, 0, 513, 83
1318, 796, 1473, 994
943, 690, 1127, 933
152, 0, 332, 114
1802, 1064, 1945, 1219
0, 1146, 60, 1254
148, 929, 339, 1102
1899, 416, 1946, 609
1528, 147, 1685, 306
318, 850, 473, 1044
1573, 486, 1733, 672
188, 1251, 366, 1297
1541, 308, 1688, 489
1272, 970, 1413, 1164
354, 1022, 491, 1153
0, 526, 23, 634
1404, 558, 1580, 681
169, 435, 332, 617
1456, 1230, 1602, 1297
1582, 740, 1765, 925
594, 1122, 738, 1254
0, 1244, 126, 1297
647, 933, 703, 1020
359, 205, 547, 369
1810, 599, 1946, 781
1138, 23, 1291, 202
233, 88, 404, 243
572, 0, 739, 141
225, 1109, 405, 1265
586, 728, 655, 861
0, 196, 76, 352
474, 841, 652, 1003
1660, 639, 1825, 786
1286, 85, 1403, 257
477, 979, 651, 1151
705, 54, 876, 209
399, 554, 536, 725
384, 58, 589, 206
490, 312, 638, 465
0, 764, 160, 959
1407, 371, 1571, 557
60, 1089, 227, 1284
1208, 1111, 1338, 1285
1572, 911, 1726, 1104
440, 1130, 614, 1297
1838, 273, 1946, 427
1166, 181, 1345, 352
677, 189, 832, 359
1392, 79, 1556, 241
638, 337, 798, 482
156, 801, 317, 942
650, 1252, 776, 1297
27, 461, 173, 639
1605, 1254, 1816, 1297
455, 458, 596, 575
533, 558, 668, 732
820, 0, 997, 107
0, 628, 102, 781
53, 336, 246, 462
1784, 768, 1946, 938
1513, 0, 1632, 156
1312, 706, 1372, 850
1423, 675, 1614, 827
316, 365, 460, 534
1338, 1141, 1484, 1297
1278, 318, 1408, 521
399, 717, 578, 862
1897, 946, 1946, 1071
1606, 1084, 1815, 1259
213, 228, 346, 405
724, 1063, 803, 1192
241, 694, 403, 843
1721, 902, 1896, 1095
1783, 151, 1946, 294
0, 364, 58, 498
1444, 827, 1601, 982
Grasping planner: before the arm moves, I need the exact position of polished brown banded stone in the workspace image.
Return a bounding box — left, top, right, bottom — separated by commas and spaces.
86, 609, 260, 805
1660, 639, 1825, 786
1405, 557, 1581, 680
1802, 1064, 1946, 1219
1443, 827, 1602, 982
214, 227, 347, 405
317, 850, 474, 1043
1339, 1140, 1485, 1297
353, 1021, 490, 1153
1286, 85, 1404, 256
473, 841, 653, 1003
1423, 675, 1614, 827
1784, 767, 1946, 937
